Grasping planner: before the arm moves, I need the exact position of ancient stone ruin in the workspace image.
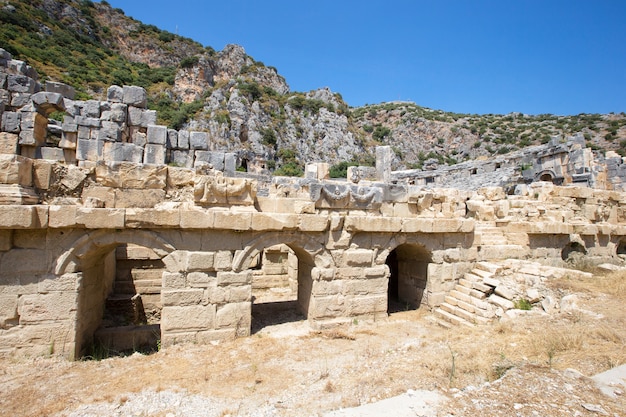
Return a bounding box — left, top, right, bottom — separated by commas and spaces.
2, 48, 626, 359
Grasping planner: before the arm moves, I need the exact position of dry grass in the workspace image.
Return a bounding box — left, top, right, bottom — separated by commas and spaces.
0, 270, 624, 416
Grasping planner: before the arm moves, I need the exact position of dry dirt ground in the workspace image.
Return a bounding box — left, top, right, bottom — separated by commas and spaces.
1, 270, 625, 417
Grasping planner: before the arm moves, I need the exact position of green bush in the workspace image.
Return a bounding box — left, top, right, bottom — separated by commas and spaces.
372, 125, 391, 142
180, 56, 199, 68
329, 161, 358, 178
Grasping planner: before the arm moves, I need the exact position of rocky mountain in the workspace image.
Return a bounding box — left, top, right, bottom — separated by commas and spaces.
2, 0, 626, 175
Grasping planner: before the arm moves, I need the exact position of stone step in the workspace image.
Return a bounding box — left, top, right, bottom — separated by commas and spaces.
450, 289, 472, 303
475, 261, 503, 274
471, 268, 494, 279
440, 302, 478, 323
434, 308, 474, 327
463, 272, 483, 283
482, 276, 501, 288
479, 235, 509, 245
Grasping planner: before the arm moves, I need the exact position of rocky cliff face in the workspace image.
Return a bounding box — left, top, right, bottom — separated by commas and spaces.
2, 0, 625, 174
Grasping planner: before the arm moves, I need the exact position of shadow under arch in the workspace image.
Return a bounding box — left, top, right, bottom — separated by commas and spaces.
381, 239, 433, 313
54, 230, 175, 358
234, 231, 326, 331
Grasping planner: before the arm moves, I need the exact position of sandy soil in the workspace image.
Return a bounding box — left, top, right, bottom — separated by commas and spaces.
0, 271, 624, 417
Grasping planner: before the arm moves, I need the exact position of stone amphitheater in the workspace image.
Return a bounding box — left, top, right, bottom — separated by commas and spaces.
2, 48, 626, 360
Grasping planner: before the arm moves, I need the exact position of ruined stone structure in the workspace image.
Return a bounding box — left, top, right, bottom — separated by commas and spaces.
2, 49, 626, 359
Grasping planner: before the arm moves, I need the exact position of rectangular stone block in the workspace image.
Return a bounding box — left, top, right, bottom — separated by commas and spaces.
162, 289, 204, 306
213, 211, 251, 230
48, 205, 76, 228
162, 271, 186, 288
251, 213, 298, 231
38, 273, 80, 293
190, 131, 209, 150
344, 216, 401, 233
0, 132, 18, 154
95, 162, 167, 189
161, 305, 216, 332
114, 189, 166, 208
343, 248, 374, 267
32, 160, 52, 189
298, 214, 329, 231
18, 292, 77, 324
76, 138, 103, 161
0, 206, 47, 229
1, 111, 20, 133
186, 251, 215, 271
40, 147, 65, 162
147, 124, 167, 145
75, 208, 124, 228
217, 271, 250, 286
187, 271, 216, 287
216, 302, 251, 329
214, 250, 234, 271
177, 130, 190, 149
180, 208, 214, 228
102, 142, 144, 163
144, 143, 166, 165
167, 129, 178, 148
125, 208, 180, 228
169, 150, 194, 168
97, 121, 122, 142
0, 248, 48, 276
0, 154, 32, 186
0, 294, 18, 325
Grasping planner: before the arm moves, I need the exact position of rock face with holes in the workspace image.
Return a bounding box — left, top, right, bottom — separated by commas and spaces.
2, 55, 626, 359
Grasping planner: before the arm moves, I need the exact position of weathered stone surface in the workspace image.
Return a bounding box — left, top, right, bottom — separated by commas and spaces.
122, 85, 147, 108
0, 154, 31, 186
75, 208, 124, 228
95, 162, 167, 189
114, 189, 166, 208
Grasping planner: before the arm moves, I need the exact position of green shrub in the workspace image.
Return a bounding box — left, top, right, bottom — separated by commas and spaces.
329, 161, 358, 178
180, 56, 199, 68
513, 299, 533, 310
372, 125, 391, 142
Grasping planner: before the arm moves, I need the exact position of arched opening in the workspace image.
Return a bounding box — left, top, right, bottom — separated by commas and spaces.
616, 240, 626, 258
248, 243, 314, 333
66, 233, 171, 359
561, 241, 587, 262
539, 173, 554, 182
385, 243, 432, 313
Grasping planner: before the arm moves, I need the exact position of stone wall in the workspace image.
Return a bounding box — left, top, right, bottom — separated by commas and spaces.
2, 53, 626, 359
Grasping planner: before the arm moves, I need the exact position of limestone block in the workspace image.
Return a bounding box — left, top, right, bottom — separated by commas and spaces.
107, 85, 123, 102
161, 305, 216, 331
364, 265, 388, 278
432, 219, 474, 233
216, 302, 251, 329
81, 185, 115, 208
76, 139, 103, 161
1, 112, 20, 133
488, 294, 515, 310
123, 86, 147, 108
114, 189, 166, 208
7, 74, 36, 93
343, 248, 373, 267
346, 294, 387, 316
0, 294, 18, 325
75, 116, 101, 128
169, 150, 194, 168
18, 292, 77, 323
0, 154, 32, 186
48, 205, 76, 228
97, 121, 122, 142
45, 81, 75, 99
311, 280, 343, 296
224, 153, 236, 175
31, 92, 65, 115
147, 124, 167, 145
162, 289, 204, 306
336, 267, 367, 279
217, 270, 250, 286
102, 142, 144, 163
186, 251, 215, 271
109, 102, 127, 123
0, 206, 48, 229
166, 129, 178, 148
125, 208, 180, 228
0, 248, 48, 276
75, 208, 124, 228
177, 130, 190, 149
213, 211, 251, 230
180, 208, 214, 228
59, 131, 77, 149
214, 250, 234, 271
80, 100, 101, 118
309, 295, 345, 319
167, 166, 194, 187
344, 216, 401, 233
95, 162, 167, 189
162, 271, 186, 288
37, 273, 80, 293
250, 213, 298, 231
298, 214, 329, 232
187, 271, 217, 287
39, 147, 65, 162
190, 131, 209, 150
144, 143, 166, 165
0, 132, 18, 154
31, 160, 52, 190
343, 278, 388, 296
228, 285, 251, 303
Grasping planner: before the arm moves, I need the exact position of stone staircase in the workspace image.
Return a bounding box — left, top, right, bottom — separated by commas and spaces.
434, 261, 504, 327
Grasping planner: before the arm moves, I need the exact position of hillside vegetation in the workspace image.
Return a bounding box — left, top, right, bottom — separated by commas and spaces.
2, 0, 625, 175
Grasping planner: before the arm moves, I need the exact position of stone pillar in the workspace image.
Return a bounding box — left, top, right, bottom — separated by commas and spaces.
376, 146, 393, 182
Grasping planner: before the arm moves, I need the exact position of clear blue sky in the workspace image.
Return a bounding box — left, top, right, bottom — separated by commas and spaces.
104, 0, 626, 116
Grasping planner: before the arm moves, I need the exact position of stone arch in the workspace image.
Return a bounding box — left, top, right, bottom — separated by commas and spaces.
233, 231, 326, 272
561, 241, 587, 262
376, 234, 434, 312
54, 229, 175, 275
54, 230, 175, 358
234, 232, 326, 327
616, 239, 626, 257
537, 170, 556, 183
